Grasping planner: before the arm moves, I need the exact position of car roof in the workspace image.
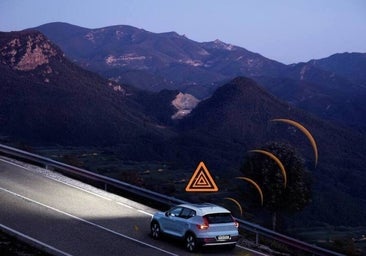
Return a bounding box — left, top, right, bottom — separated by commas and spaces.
178, 203, 231, 216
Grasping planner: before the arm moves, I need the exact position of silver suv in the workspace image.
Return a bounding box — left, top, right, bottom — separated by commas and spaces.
150, 203, 239, 252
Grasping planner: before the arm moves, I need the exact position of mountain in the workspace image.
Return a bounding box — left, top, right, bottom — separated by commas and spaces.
308, 52, 366, 85
34, 22, 366, 130
255, 75, 366, 129
0, 30, 171, 152
176, 77, 366, 226
34, 22, 286, 98
255, 54, 366, 129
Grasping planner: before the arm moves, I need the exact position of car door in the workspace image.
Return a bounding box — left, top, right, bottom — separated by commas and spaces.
174, 207, 196, 237
160, 206, 183, 236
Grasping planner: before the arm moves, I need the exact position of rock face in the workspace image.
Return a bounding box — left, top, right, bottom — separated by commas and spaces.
171, 92, 200, 119
0, 32, 58, 71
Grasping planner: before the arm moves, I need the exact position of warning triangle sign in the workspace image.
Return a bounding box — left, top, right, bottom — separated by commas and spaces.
185, 162, 218, 192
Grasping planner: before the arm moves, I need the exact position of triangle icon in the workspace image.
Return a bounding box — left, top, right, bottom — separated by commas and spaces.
196, 174, 209, 186
185, 162, 218, 192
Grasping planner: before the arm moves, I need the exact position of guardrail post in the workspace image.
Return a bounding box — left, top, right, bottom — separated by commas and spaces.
104, 183, 107, 191
255, 230, 259, 245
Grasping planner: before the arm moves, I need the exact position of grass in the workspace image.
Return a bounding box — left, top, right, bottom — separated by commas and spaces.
287, 225, 366, 255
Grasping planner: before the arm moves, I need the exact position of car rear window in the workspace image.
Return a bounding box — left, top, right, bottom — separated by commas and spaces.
204, 213, 233, 224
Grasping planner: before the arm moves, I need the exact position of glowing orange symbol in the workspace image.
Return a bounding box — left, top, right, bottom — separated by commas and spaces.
185, 162, 218, 192
271, 118, 318, 167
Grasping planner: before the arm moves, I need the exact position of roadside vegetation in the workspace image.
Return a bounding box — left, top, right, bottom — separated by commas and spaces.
0, 230, 51, 256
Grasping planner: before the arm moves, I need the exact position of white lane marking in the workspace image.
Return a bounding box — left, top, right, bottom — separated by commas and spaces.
0, 158, 34, 171
236, 244, 269, 255
0, 187, 178, 256
46, 178, 112, 201
0, 223, 73, 256
0, 158, 111, 200
0, 158, 112, 200
116, 201, 133, 209
0, 158, 151, 215
138, 209, 153, 217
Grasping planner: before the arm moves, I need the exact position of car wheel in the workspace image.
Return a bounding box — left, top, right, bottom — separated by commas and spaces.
150, 221, 161, 239
185, 233, 197, 252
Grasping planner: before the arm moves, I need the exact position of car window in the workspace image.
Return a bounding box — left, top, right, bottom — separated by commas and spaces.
205, 213, 233, 223
180, 208, 196, 219
168, 207, 183, 217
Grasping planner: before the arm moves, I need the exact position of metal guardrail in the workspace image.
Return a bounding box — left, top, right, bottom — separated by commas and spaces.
0, 143, 344, 256
236, 218, 345, 256
0, 144, 187, 207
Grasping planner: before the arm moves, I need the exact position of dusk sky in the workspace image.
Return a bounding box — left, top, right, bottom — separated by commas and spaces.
1, 0, 365, 64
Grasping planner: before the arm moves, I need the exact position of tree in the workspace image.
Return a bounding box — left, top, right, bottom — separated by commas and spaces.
240, 142, 312, 231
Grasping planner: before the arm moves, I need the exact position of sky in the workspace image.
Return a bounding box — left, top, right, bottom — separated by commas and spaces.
1, 0, 365, 64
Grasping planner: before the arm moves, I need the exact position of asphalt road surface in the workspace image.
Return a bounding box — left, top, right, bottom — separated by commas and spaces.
0, 157, 267, 256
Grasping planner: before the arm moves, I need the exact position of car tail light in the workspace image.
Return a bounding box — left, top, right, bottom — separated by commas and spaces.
232, 216, 239, 228
234, 220, 239, 228
197, 217, 209, 230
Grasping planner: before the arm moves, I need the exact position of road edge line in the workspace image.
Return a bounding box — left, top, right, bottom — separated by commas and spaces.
0, 223, 73, 256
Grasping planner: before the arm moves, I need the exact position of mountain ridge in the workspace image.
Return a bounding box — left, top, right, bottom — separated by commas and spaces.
34, 22, 366, 130
308, 52, 366, 84
34, 22, 286, 95
0, 30, 170, 148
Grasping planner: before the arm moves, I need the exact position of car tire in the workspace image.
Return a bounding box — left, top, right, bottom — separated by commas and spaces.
185, 233, 198, 252
150, 221, 161, 239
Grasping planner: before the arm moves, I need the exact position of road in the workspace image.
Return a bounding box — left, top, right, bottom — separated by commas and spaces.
0, 157, 267, 256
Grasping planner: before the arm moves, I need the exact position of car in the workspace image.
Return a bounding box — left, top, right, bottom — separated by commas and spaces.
150, 203, 239, 252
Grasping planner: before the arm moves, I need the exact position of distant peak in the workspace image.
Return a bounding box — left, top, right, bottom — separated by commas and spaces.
159, 31, 187, 39
210, 39, 234, 51
213, 76, 270, 98
231, 76, 257, 85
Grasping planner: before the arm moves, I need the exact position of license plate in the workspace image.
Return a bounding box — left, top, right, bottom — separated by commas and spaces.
216, 235, 230, 241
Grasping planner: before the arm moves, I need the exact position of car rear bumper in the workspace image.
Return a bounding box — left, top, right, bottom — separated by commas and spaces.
198, 235, 239, 246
